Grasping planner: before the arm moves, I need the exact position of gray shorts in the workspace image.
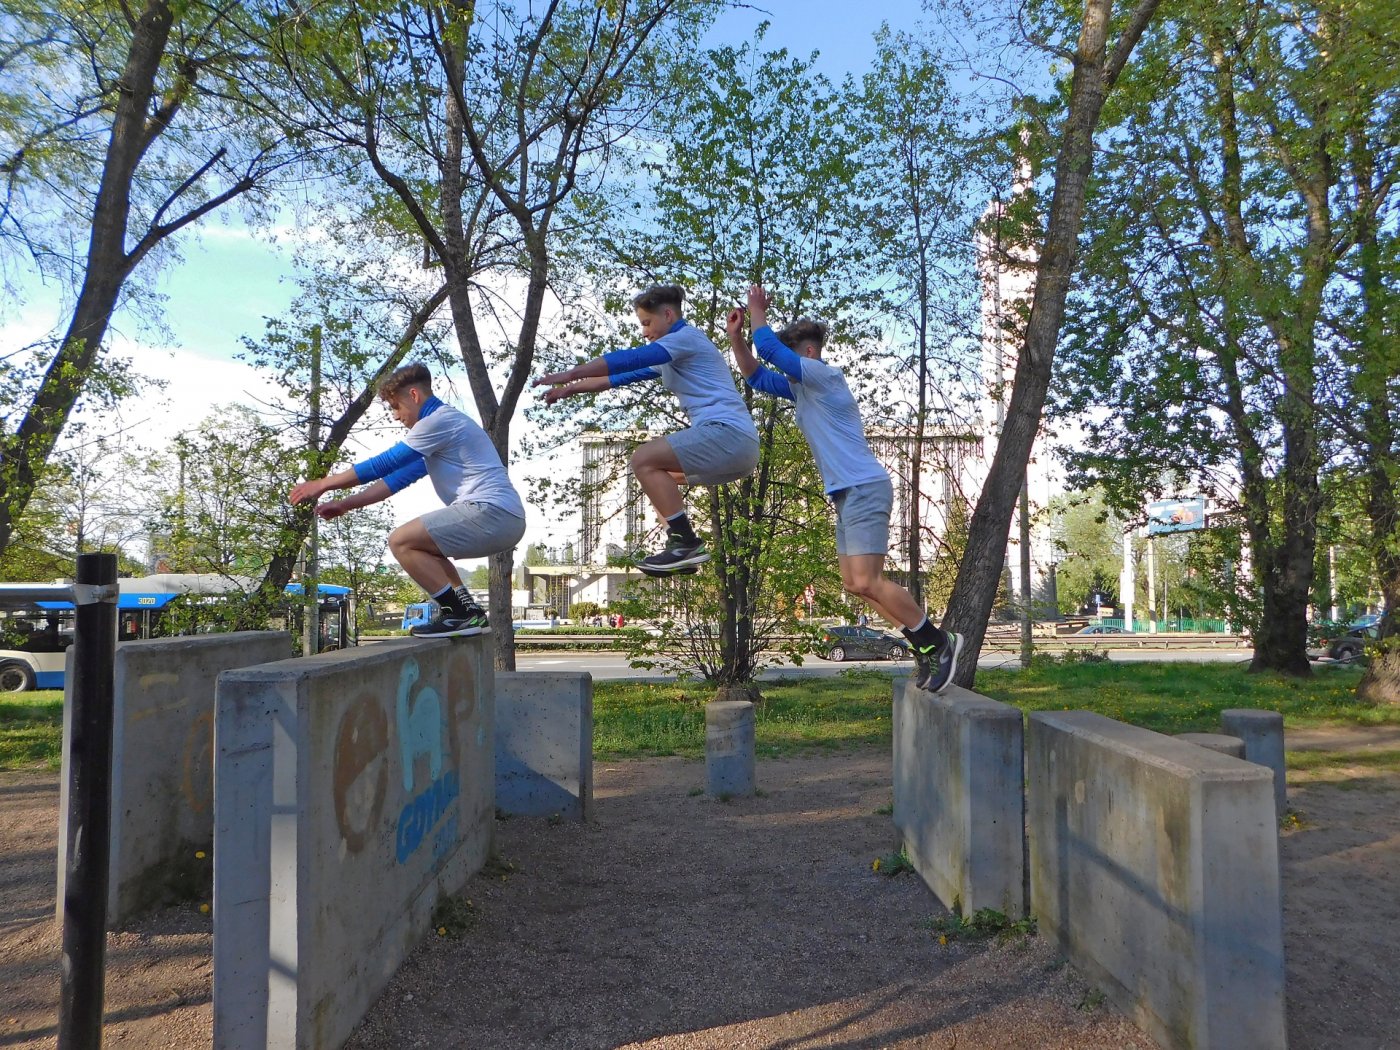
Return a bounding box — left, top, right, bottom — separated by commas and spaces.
666, 421, 760, 486
832, 477, 893, 557
421, 501, 527, 560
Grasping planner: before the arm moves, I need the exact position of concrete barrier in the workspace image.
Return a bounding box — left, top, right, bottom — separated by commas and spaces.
1027, 711, 1285, 1050
892, 680, 1025, 918
705, 701, 755, 797
57, 631, 293, 926
214, 636, 494, 1050
495, 671, 593, 821
1175, 732, 1246, 758
1220, 709, 1287, 818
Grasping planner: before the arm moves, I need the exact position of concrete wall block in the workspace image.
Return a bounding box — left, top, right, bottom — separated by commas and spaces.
892, 680, 1026, 918
58, 631, 294, 927
214, 636, 494, 1050
1027, 711, 1286, 1050
494, 671, 593, 821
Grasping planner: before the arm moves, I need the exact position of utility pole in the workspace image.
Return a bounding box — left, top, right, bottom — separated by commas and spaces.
1121, 530, 1135, 630
1146, 534, 1158, 635
303, 326, 322, 657
1328, 545, 1339, 621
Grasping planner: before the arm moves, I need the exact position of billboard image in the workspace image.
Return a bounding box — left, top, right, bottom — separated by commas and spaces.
1147, 498, 1206, 535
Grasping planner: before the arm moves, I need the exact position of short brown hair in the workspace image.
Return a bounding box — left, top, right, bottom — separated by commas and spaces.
777, 320, 827, 352
632, 284, 684, 312
378, 362, 433, 400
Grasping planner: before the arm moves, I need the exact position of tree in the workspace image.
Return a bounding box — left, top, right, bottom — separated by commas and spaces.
942, 0, 1165, 686
267, 0, 717, 668
1048, 488, 1123, 615
853, 28, 981, 606
154, 405, 303, 581
1050, 0, 1399, 676
0, 1, 291, 556
554, 36, 873, 687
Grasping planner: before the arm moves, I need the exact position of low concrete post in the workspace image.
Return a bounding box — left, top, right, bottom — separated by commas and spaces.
705, 701, 755, 797
1176, 732, 1246, 758
1220, 709, 1287, 817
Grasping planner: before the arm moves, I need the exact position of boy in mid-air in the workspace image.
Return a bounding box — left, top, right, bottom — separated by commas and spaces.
289, 363, 526, 637
726, 285, 962, 693
534, 284, 759, 576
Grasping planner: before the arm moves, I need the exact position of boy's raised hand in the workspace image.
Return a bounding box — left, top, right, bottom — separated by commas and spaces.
746, 284, 772, 327
725, 307, 745, 341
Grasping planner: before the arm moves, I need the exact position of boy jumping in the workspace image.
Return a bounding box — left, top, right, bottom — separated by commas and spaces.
726, 285, 962, 693
534, 284, 759, 576
289, 363, 526, 637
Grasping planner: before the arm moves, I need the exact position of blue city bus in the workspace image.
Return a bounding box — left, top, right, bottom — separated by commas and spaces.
0, 576, 354, 692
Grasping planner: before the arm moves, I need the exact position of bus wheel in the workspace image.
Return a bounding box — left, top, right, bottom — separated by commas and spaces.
0, 661, 36, 692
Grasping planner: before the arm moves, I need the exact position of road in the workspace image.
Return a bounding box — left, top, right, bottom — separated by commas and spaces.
511, 646, 1252, 681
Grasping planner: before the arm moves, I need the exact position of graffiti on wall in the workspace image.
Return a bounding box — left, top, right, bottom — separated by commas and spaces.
394, 659, 460, 865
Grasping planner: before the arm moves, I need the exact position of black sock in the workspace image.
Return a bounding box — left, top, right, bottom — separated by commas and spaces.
665, 511, 696, 543
432, 584, 468, 617
454, 585, 479, 612
903, 615, 946, 651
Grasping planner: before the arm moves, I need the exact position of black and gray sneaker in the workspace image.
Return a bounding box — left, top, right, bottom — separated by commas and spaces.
913, 631, 963, 693
410, 605, 490, 638
637, 532, 709, 577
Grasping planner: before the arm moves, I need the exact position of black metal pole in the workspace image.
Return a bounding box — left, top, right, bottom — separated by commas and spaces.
58, 552, 118, 1050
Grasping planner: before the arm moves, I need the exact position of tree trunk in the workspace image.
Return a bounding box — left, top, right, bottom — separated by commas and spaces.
944, 0, 1160, 685
0, 1, 174, 556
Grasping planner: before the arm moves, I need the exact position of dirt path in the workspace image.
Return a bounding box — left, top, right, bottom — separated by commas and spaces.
2, 733, 1398, 1049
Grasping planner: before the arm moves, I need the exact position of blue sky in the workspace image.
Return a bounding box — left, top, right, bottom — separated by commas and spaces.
5, 0, 947, 553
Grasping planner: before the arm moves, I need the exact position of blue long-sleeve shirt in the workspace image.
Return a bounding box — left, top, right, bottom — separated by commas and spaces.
600, 318, 758, 437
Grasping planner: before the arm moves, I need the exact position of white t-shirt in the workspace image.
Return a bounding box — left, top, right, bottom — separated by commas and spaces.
405, 402, 526, 517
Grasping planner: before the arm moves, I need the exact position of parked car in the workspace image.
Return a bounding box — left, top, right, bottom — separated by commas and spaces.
1075, 624, 1127, 635
1328, 620, 1381, 663
818, 624, 909, 662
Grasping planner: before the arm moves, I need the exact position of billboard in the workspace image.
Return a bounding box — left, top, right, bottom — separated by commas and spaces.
1147, 497, 1206, 535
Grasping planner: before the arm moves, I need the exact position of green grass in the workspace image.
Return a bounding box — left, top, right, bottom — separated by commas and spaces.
3, 662, 1394, 772
594, 669, 897, 759
1286, 748, 1400, 778
0, 690, 64, 772
595, 660, 1394, 759
975, 658, 1392, 736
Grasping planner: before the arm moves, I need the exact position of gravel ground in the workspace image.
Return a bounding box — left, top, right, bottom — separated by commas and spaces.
3, 733, 1399, 1049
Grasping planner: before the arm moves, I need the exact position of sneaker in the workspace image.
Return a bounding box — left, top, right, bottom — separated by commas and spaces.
913, 631, 963, 693
637, 533, 709, 577
410, 606, 490, 638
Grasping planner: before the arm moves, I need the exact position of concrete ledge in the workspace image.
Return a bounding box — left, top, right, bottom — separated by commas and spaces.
214, 636, 494, 1050
495, 671, 593, 821
1176, 732, 1246, 758
1027, 711, 1286, 1050
892, 680, 1025, 917
58, 631, 292, 927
